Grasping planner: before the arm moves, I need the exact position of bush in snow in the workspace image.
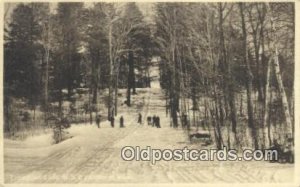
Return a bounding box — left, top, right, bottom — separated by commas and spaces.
52, 115, 72, 144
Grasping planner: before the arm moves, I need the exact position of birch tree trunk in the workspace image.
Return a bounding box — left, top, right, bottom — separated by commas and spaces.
114, 60, 119, 116
273, 50, 293, 136
170, 8, 179, 128
108, 24, 113, 119
262, 57, 272, 148
267, 3, 293, 138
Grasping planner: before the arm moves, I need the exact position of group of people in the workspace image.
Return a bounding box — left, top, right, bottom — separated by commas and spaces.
95, 112, 160, 128
147, 115, 161, 128
109, 115, 125, 128
95, 114, 125, 128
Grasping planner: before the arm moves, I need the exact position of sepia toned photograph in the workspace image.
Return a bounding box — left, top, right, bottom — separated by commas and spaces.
2, 1, 297, 185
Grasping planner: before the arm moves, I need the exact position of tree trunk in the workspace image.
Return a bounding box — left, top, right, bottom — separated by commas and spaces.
127, 51, 134, 106
42, 11, 51, 128
228, 86, 237, 134
218, 3, 237, 134
126, 85, 131, 107
44, 48, 49, 127
114, 61, 119, 116
89, 83, 93, 124
262, 57, 272, 148
239, 3, 259, 149
249, 7, 264, 102
170, 8, 179, 128
267, 3, 293, 138
108, 24, 113, 120
4, 97, 11, 132
240, 94, 243, 116
214, 96, 223, 149
92, 57, 99, 105
58, 88, 63, 118
273, 50, 293, 136
268, 89, 273, 146
132, 63, 136, 95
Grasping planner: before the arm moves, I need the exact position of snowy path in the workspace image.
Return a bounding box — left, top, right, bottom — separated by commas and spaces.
4, 66, 293, 183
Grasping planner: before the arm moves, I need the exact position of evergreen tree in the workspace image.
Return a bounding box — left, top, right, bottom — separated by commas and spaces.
123, 2, 152, 106
4, 3, 42, 106
54, 3, 84, 101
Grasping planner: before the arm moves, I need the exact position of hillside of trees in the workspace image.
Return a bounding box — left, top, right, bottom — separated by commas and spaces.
4, 2, 153, 139
155, 3, 294, 150
4, 2, 294, 151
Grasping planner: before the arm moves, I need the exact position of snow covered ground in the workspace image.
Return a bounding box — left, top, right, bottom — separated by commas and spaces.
4, 65, 294, 183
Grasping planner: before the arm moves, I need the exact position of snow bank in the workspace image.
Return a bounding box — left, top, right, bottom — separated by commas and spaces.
24, 133, 54, 148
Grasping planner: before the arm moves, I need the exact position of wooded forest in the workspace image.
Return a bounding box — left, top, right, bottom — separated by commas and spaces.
4, 2, 294, 151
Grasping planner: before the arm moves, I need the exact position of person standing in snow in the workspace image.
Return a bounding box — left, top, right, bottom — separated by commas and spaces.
120, 116, 124, 128
138, 113, 142, 124
152, 115, 156, 127
96, 114, 101, 128
157, 116, 161, 128
111, 116, 115, 128
182, 113, 188, 129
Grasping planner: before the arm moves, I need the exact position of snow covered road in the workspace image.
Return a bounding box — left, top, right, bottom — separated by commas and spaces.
4, 66, 294, 183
